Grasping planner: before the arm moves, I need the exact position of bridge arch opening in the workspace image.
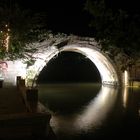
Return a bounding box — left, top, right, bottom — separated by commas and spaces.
37, 51, 101, 84
29, 44, 119, 87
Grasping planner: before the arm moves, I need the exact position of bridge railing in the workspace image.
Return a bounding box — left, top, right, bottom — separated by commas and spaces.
102, 81, 118, 87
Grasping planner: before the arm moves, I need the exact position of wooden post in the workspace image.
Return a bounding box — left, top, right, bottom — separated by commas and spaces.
26, 88, 38, 112
16, 76, 21, 89
0, 79, 3, 88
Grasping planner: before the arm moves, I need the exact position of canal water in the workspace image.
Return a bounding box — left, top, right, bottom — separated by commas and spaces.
38, 83, 140, 140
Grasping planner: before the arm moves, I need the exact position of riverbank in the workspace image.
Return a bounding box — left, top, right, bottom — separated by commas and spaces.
0, 86, 51, 139
129, 80, 140, 87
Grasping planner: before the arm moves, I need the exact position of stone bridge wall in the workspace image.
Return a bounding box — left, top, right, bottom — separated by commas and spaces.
1, 35, 121, 86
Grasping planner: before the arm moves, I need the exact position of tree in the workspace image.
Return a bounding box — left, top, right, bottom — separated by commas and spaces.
85, 0, 140, 71
85, 0, 140, 55
0, 1, 48, 60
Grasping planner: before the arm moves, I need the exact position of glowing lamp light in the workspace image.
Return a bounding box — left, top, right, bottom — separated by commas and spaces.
5, 34, 10, 52
0, 24, 10, 52
124, 70, 128, 86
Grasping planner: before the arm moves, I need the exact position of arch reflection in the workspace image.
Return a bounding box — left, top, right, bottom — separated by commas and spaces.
50, 86, 118, 134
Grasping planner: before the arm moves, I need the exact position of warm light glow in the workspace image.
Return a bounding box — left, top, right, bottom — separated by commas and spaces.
5, 34, 10, 52
122, 87, 128, 108
124, 70, 128, 86
0, 61, 27, 85
1, 24, 10, 52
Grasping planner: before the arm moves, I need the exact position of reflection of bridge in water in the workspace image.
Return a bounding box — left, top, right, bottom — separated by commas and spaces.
47, 85, 118, 134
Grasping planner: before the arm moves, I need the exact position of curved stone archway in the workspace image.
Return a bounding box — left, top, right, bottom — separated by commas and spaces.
59, 45, 118, 85
26, 44, 119, 87
2, 36, 119, 86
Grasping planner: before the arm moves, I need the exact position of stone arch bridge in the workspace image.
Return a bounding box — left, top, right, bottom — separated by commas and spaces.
2, 36, 121, 86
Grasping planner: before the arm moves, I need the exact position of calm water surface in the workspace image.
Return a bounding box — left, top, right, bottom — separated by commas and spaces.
38, 83, 140, 140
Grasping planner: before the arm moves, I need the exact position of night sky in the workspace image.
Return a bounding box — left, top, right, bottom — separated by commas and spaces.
17, 0, 91, 36
3, 0, 139, 36
17, 0, 140, 36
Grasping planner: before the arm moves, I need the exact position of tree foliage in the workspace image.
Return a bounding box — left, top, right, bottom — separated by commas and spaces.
0, 1, 48, 60
85, 0, 140, 57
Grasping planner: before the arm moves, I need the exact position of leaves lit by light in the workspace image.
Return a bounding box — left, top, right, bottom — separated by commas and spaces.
0, 24, 10, 52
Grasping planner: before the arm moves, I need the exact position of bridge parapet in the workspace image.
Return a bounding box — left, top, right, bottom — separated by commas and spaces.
102, 81, 118, 87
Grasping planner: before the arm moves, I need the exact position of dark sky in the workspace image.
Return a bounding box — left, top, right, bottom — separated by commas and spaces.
7, 0, 140, 36
20, 0, 140, 36
20, 0, 91, 36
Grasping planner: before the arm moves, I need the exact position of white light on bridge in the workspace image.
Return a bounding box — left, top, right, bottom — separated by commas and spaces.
2, 43, 119, 86
60, 45, 118, 86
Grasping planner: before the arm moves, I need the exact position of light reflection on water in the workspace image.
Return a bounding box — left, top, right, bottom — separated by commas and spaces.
50, 86, 118, 134
75, 86, 118, 132
38, 84, 140, 139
